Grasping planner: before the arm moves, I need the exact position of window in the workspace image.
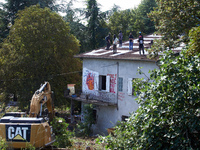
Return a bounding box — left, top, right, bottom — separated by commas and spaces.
100, 75, 106, 90
118, 77, 123, 92
128, 78, 133, 95
128, 78, 137, 95
128, 78, 146, 96
99, 75, 110, 92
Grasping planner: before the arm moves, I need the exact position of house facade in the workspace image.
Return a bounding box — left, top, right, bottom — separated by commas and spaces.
72, 34, 183, 135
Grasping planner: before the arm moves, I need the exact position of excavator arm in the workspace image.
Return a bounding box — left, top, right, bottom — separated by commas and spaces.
29, 82, 54, 121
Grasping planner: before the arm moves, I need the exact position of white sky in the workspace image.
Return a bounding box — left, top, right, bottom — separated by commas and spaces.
0, 0, 142, 11
75, 0, 142, 11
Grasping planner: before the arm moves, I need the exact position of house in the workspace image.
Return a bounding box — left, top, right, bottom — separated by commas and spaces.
70, 34, 184, 135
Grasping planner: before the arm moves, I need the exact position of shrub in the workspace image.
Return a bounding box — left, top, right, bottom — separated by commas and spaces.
75, 104, 95, 137
98, 51, 200, 149
0, 137, 8, 150
51, 117, 72, 148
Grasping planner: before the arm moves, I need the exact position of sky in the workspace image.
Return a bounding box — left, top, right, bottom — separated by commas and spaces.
0, 0, 142, 11
73, 0, 142, 11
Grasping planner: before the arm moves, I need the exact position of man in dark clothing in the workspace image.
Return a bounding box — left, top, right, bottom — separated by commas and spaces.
129, 33, 133, 50
138, 32, 144, 55
118, 30, 123, 47
105, 33, 111, 50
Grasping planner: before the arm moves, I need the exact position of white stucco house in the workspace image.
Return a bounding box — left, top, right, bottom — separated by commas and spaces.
71, 34, 183, 135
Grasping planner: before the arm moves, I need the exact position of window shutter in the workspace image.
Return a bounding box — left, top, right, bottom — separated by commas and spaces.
128, 78, 133, 95
94, 75, 99, 91
106, 75, 111, 92
118, 77, 123, 92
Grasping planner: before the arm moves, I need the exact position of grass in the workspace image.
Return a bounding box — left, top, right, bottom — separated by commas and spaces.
67, 137, 105, 150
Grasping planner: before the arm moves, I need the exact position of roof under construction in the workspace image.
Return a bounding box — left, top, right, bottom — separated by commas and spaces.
75, 34, 185, 61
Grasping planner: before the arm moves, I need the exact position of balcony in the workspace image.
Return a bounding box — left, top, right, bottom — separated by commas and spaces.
66, 92, 117, 107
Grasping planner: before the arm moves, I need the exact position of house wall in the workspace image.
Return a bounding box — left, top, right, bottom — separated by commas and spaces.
82, 58, 159, 134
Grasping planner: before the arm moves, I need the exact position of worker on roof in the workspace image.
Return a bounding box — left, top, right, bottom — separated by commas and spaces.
129, 32, 133, 50
105, 33, 111, 50
113, 34, 119, 54
138, 32, 144, 55
118, 30, 123, 47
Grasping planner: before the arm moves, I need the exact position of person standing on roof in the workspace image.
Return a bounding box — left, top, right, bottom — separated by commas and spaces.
113, 34, 119, 54
118, 30, 123, 47
138, 32, 144, 55
129, 32, 133, 50
105, 33, 111, 50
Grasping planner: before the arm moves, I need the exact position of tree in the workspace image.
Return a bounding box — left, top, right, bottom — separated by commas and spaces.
0, 5, 81, 108
85, 0, 108, 50
187, 26, 200, 55
0, 5, 10, 43
149, 0, 200, 52
63, 0, 91, 53
0, 0, 56, 42
108, 9, 133, 39
85, 0, 99, 50
107, 0, 157, 39
134, 0, 157, 34
99, 48, 200, 149
86, 0, 99, 49
4, 0, 56, 24
98, 1, 200, 148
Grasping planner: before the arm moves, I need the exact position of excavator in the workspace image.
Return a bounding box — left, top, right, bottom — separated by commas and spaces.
0, 82, 55, 149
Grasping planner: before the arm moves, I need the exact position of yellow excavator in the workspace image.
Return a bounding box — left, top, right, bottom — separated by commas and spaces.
0, 82, 55, 149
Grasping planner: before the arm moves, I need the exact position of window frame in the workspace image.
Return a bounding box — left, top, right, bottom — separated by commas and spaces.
99, 75, 110, 92
128, 78, 134, 95
128, 78, 147, 96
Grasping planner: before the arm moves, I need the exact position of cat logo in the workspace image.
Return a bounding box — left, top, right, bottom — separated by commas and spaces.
6, 125, 31, 142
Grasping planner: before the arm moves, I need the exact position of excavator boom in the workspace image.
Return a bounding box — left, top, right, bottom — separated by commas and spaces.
29, 82, 54, 121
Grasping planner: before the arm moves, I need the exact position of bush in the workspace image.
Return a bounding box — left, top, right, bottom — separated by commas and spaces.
75, 104, 95, 137
0, 137, 8, 150
98, 51, 200, 149
51, 117, 72, 148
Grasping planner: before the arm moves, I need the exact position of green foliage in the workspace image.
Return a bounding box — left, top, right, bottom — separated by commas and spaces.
0, 5, 82, 108
21, 143, 36, 150
134, 0, 157, 34
76, 104, 95, 137
99, 50, 200, 149
63, 1, 91, 53
86, 0, 99, 50
51, 117, 72, 148
148, 26, 200, 59
98, 1, 200, 148
0, 0, 56, 41
0, 137, 8, 150
108, 9, 133, 38
187, 26, 200, 56
149, 0, 200, 53
0, 6, 9, 42
69, 137, 105, 149
6, 0, 56, 22
62, 0, 109, 52
108, 0, 157, 39
85, 0, 108, 50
